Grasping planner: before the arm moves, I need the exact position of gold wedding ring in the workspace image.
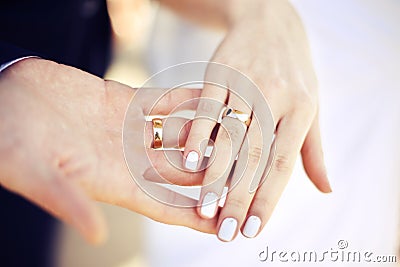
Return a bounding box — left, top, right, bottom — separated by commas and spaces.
152, 118, 163, 149
222, 107, 251, 127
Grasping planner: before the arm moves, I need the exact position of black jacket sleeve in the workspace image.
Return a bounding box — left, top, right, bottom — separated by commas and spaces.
0, 41, 40, 69
0, 0, 111, 77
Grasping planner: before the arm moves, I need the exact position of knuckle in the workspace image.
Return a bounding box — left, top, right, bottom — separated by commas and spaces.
221, 121, 245, 141
153, 90, 173, 112
251, 197, 274, 221
226, 196, 247, 212
272, 153, 292, 173
255, 196, 273, 210
268, 77, 289, 92
247, 146, 263, 165
262, 76, 289, 98
198, 100, 215, 113
187, 132, 209, 149
292, 91, 317, 114
217, 126, 231, 141
189, 119, 215, 138
150, 90, 174, 113
227, 124, 245, 141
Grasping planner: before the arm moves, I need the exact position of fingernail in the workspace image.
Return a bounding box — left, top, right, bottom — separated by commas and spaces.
200, 192, 219, 218
243, 215, 261, 238
218, 217, 237, 242
185, 151, 199, 170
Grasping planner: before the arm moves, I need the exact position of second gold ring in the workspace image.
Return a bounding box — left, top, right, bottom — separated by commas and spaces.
221, 107, 251, 127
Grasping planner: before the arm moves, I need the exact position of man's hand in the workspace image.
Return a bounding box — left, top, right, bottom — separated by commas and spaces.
0, 58, 216, 245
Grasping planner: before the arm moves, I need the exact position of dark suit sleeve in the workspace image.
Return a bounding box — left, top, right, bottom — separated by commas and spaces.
0, 41, 40, 67
0, 0, 111, 77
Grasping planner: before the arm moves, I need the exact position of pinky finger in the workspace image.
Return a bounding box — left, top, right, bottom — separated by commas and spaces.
242, 115, 310, 238
301, 114, 332, 193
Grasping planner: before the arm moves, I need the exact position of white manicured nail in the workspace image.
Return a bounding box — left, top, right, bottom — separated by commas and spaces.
218, 217, 237, 242
200, 192, 218, 218
185, 151, 199, 170
243, 216, 261, 238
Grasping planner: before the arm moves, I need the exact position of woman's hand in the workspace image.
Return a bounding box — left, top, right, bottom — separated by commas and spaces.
0, 58, 217, 245
183, 0, 332, 241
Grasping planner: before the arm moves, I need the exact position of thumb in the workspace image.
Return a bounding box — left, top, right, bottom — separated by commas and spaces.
11, 173, 107, 245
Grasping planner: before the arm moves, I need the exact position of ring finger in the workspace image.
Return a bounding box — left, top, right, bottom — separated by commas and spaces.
197, 92, 252, 219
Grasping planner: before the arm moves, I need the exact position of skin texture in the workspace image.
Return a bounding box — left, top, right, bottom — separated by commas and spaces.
0, 58, 218, 245
159, 0, 332, 241
0, 0, 332, 245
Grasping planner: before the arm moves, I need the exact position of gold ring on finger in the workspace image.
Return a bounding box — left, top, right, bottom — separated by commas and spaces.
152, 118, 163, 149
221, 107, 251, 127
